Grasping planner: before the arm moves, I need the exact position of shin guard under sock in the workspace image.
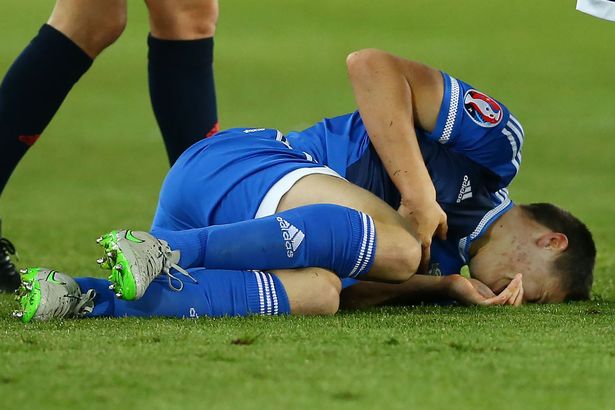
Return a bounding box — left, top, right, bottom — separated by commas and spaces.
76, 269, 290, 318
148, 35, 218, 165
152, 204, 377, 279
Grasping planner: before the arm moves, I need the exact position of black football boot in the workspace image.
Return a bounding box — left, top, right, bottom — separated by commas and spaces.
0, 219, 20, 292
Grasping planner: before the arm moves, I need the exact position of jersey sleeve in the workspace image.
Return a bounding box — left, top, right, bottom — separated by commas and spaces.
422, 72, 525, 189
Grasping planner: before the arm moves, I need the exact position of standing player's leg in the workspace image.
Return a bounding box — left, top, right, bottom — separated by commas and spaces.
0, 0, 127, 194
13, 266, 340, 322
0, 0, 127, 290
145, 0, 219, 164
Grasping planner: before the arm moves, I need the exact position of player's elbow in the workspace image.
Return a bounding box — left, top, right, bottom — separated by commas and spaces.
346, 48, 392, 76
346, 48, 386, 66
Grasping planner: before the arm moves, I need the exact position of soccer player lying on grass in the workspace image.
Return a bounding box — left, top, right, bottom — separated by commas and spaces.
13, 49, 596, 322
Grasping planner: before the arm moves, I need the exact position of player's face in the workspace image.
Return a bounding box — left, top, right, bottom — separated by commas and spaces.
468, 236, 566, 304
520, 270, 566, 304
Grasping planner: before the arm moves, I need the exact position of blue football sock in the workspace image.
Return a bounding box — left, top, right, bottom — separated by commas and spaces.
148, 35, 218, 165
0, 24, 92, 195
151, 204, 377, 279
75, 269, 290, 318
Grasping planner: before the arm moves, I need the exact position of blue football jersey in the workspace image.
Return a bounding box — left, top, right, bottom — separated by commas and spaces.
285, 72, 525, 278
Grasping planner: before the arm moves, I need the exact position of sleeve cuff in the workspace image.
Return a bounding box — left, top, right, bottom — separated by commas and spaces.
425, 72, 461, 145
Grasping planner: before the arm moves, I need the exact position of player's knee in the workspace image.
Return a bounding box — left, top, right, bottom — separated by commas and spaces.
313, 278, 341, 315
147, 0, 219, 40
50, 10, 126, 57
400, 238, 421, 279
277, 268, 341, 316
306, 271, 341, 315
92, 13, 127, 51
47, 0, 127, 57
386, 229, 421, 283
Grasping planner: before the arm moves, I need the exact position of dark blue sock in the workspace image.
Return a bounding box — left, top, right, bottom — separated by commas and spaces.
75, 269, 290, 318
0, 24, 92, 195
148, 35, 218, 165
152, 204, 377, 279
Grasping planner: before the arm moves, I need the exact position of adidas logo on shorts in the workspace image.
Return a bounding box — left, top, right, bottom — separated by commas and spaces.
276, 217, 305, 258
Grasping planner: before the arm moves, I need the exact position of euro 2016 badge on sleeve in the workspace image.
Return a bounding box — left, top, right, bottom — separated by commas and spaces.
463, 90, 503, 128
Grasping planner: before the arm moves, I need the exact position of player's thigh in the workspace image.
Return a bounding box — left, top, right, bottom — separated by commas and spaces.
145, 0, 218, 39
278, 174, 421, 283
48, 0, 127, 57
278, 173, 409, 228
272, 268, 341, 315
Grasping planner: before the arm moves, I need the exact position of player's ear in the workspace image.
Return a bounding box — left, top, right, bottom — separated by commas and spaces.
536, 232, 568, 252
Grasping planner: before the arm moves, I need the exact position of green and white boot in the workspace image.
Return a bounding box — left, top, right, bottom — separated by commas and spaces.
13, 268, 96, 323
96, 230, 192, 301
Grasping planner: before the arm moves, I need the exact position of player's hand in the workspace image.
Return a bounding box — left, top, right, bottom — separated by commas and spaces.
398, 197, 448, 274
500, 273, 524, 306
446, 273, 524, 307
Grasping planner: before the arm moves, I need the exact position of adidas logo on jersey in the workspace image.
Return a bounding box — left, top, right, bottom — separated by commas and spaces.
276, 217, 305, 258
456, 175, 473, 203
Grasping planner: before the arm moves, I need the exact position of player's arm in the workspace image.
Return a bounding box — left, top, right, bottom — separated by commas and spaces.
340, 274, 524, 309
346, 48, 447, 269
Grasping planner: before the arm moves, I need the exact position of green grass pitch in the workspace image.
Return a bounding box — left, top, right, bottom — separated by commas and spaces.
1, 1, 614, 409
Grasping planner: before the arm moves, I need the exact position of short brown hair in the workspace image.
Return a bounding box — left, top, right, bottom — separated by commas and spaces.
520, 203, 596, 301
